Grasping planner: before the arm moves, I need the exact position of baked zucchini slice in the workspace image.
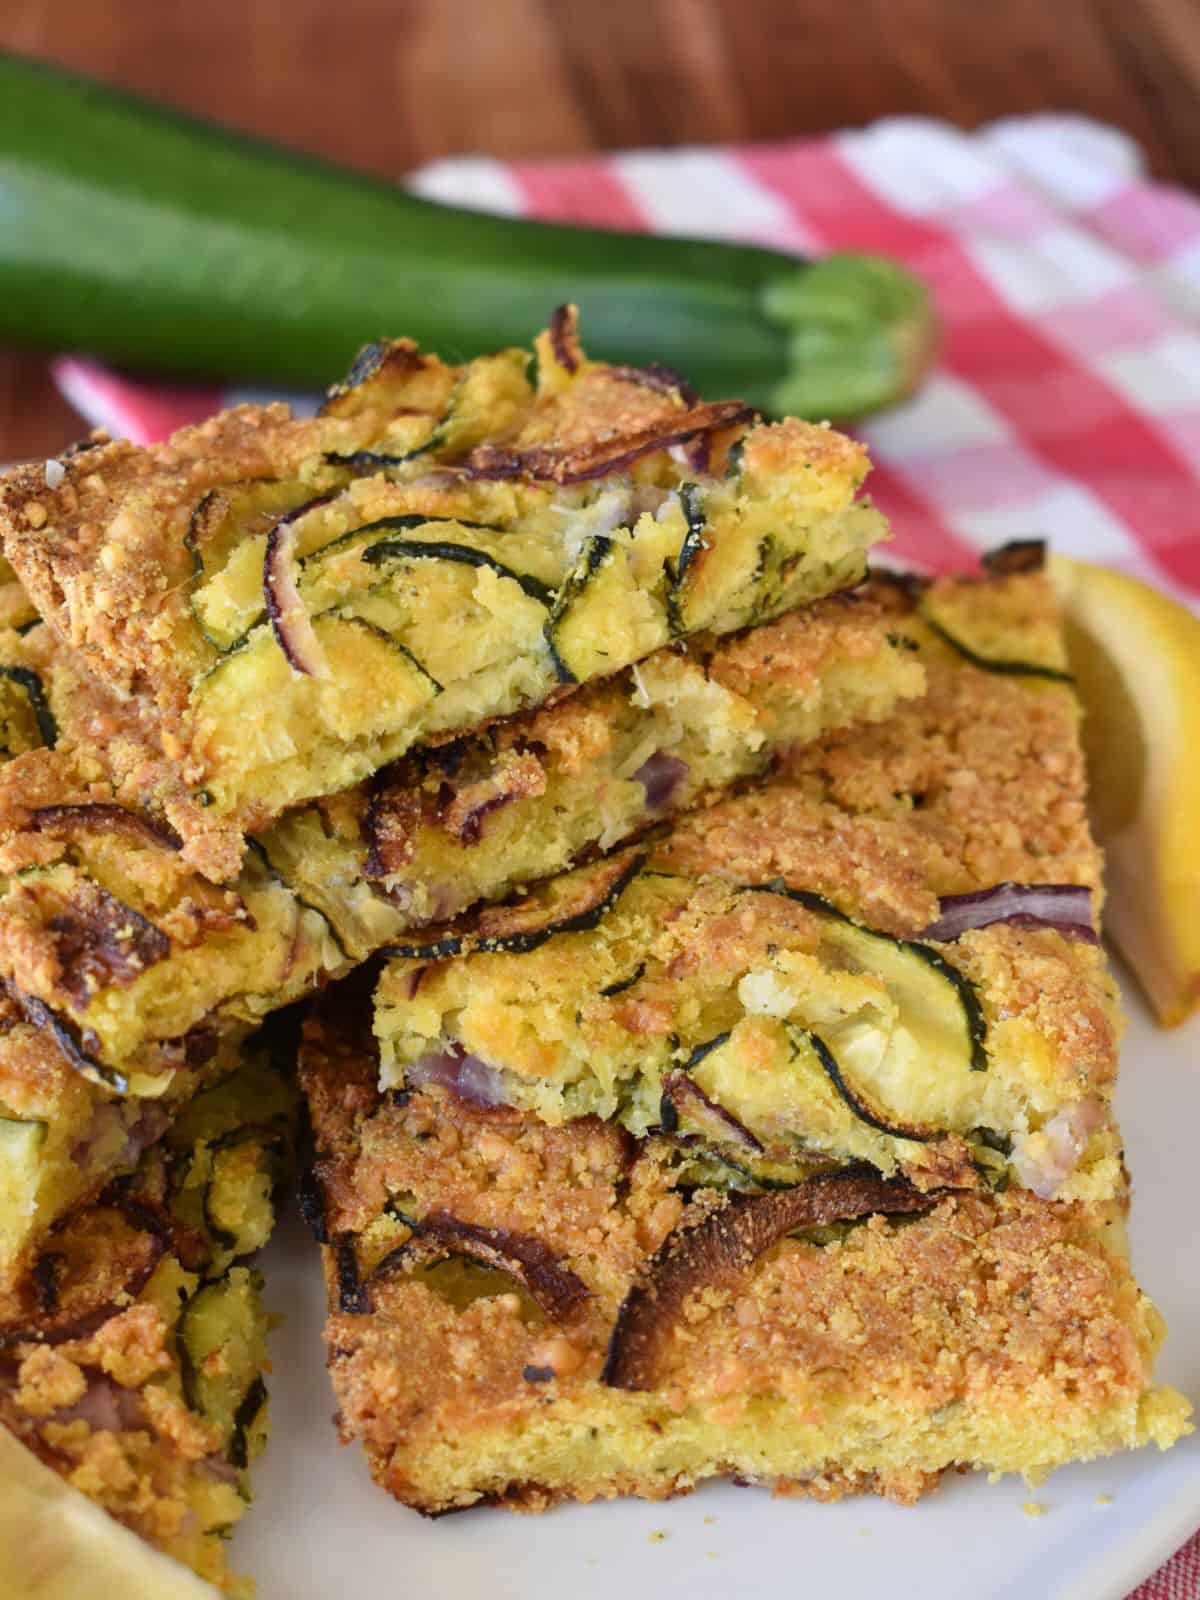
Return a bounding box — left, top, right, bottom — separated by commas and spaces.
360, 535, 556, 607
549, 535, 667, 680
187, 479, 322, 652
178, 1267, 270, 1469
0, 664, 56, 748
325, 348, 531, 471
0, 1115, 48, 1236
919, 582, 1073, 684
193, 613, 440, 764
755, 885, 989, 1075
664, 483, 708, 636
661, 483, 769, 637
383, 851, 646, 963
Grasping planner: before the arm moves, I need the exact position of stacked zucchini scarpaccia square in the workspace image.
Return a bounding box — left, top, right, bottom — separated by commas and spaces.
0, 312, 1188, 1584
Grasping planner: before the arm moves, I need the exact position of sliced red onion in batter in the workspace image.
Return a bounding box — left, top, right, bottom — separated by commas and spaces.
1011, 1098, 1105, 1198
405, 1043, 508, 1108
263, 501, 330, 677
633, 750, 690, 814
923, 883, 1097, 944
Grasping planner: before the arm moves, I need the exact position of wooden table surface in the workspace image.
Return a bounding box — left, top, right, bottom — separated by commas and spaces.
2, 0, 1198, 459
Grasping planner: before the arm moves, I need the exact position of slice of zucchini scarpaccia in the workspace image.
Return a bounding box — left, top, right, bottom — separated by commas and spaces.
0, 664, 57, 747
664, 482, 707, 637
382, 850, 646, 964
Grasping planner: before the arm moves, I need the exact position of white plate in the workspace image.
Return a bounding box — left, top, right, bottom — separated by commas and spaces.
234, 972, 1200, 1600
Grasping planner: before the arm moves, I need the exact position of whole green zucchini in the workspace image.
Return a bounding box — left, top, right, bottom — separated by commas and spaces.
0, 51, 937, 417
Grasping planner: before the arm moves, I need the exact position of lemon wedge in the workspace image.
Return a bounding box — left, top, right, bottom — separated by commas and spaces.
0, 1427, 218, 1599
1050, 555, 1200, 1026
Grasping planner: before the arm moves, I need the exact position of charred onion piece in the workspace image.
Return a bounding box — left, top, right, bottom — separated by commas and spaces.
334, 1234, 368, 1313
981, 539, 1046, 576
547, 303, 582, 375
30, 802, 182, 852
370, 1211, 588, 1321
660, 1071, 763, 1153
0, 1202, 170, 1346
9, 989, 128, 1094
464, 400, 755, 485
363, 770, 420, 881
923, 882, 1098, 944
264, 500, 331, 677
864, 567, 929, 603
608, 362, 698, 406
40, 881, 171, 1007
602, 1167, 934, 1390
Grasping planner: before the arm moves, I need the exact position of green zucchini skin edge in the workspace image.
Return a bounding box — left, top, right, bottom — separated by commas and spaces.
664, 483, 707, 637
12, 990, 128, 1094
599, 961, 646, 998
228, 1374, 268, 1472
476, 851, 647, 957
361, 535, 556, 607
680, 1030, 733, 1074
243, 837, 350, 963
177, 1276, 268, 1467
0, 664, 57, 747
785, 1022, 936, 1144
544, 534, 618, 685
922, 614, 1075, 685
199, 1127, 286, 1253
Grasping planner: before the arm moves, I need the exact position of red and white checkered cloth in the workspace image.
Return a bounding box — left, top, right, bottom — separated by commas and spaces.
51, 115, 1200, 1592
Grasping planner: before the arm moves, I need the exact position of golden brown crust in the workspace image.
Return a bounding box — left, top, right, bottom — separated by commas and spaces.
300, 999, 1184, 1514
780, 572, 1100, 897
659, 570, 1101, 908
0, 414, 322, 710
